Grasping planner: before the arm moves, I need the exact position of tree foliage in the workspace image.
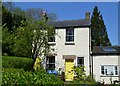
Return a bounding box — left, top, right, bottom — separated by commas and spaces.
91, 6, 111, 48
26, 8, 44, 20
26, 8, 57, 21
2, 2, 15, 13
74, 66, 86, 81
12, 19, 55, 60
12, 21, 32, 57
2, 27, 14, 55
2, 5, 26, 56
2, 3, 56, 58
73, 66, 96, 84
2, 5, 14, 31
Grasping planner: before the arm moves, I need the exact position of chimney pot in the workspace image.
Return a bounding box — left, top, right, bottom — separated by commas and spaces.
85, 12, 90, 19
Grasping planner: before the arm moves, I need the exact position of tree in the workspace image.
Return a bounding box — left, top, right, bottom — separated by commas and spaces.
13, 19, 55, 61
26, 8, 44, 20
91, 6, 111, 48
2, 3, 26, 32
2, 3, 56, 59
26, 8, 57, 21
2, 5, 15, 55
2, 2, 15, 13
2, 5, 26, 55
2, 5, 14, 31
2, 27, 14, 55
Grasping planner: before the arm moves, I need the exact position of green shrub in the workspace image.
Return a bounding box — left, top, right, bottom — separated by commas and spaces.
2, 56, 34, 71
73, 66, 96, 84
2, 68, 63, 85
74, 66, 86, 81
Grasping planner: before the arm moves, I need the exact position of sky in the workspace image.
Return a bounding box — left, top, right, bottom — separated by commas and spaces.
3, 0, 119, 2
14, 2, 118, 45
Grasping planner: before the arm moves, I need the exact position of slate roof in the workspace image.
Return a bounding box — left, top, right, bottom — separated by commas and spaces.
47, 19, 91, 28
91, 46, 120, 55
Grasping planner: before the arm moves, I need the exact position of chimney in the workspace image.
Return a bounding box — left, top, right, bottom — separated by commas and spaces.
85, 12, 90, 19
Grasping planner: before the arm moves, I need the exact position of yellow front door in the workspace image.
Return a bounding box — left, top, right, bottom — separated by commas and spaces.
65, 59, 74, 81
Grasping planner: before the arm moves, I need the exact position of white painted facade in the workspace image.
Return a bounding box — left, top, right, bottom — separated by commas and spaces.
45, 20, 120, 84
92, 55, 120, 84
48, 27, 90, 75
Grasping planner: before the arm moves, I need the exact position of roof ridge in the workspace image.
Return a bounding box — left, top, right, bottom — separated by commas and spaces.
54, 19, 89, 22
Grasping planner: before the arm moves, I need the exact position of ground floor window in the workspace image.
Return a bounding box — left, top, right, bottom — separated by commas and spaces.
101, 65, 118, 76
77, 57, 84, 67
46, 56, 55, 70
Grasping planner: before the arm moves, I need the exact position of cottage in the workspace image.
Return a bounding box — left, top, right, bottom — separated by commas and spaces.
91, 46, 120, 84
45, 12, 91, 81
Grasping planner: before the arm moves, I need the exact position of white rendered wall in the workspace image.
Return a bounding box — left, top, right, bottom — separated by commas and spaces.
50, 27, 90, 75
93, 55, 119, 84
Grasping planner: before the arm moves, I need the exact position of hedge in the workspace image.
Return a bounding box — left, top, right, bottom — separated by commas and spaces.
2, 68, 63, 85
2, 56, 34, 71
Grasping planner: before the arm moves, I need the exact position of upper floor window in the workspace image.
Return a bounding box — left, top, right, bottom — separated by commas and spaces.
48, 30, 55, 42
66, 28, 74, 42
101, 65, 118, 76
48, 36, 55, 42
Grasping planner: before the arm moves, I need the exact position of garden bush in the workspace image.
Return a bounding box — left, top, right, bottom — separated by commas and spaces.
2, 68, 63, 85
73, 66, 96, 84
2, 56, 34, 71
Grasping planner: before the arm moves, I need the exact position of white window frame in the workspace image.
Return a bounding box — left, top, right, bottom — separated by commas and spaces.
100, 65, 119, 76
46, 56, 55, 70
77, 57, 84, 67
48, 30, 55, 44
48, 36, 55, 44
66, 28, 74, 42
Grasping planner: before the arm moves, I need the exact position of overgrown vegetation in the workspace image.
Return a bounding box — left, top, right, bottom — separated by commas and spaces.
2, 68, 63, 85
2, 2, 56, 60
2, 56, 63, 85
73, 66, 96, 84
2, 56, 34, 71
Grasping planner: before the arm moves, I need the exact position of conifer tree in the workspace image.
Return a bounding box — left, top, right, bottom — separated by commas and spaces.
91, 6, 111, 48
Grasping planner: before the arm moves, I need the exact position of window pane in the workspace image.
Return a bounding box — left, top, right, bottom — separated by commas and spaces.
66, 29, 74, 35
66, 36, 69, 42
49, 56, 55, 63
115, 66, 118, 75
48, 36, 55, 42
48, 29, 55, 42
101, 66, 104, 75
105, 69, 107, 75
49, 64, 55, 69
107, 66, 113, 75
101, 70, 104, 75
66, 36, 74, 42
46, 56, 55, 70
